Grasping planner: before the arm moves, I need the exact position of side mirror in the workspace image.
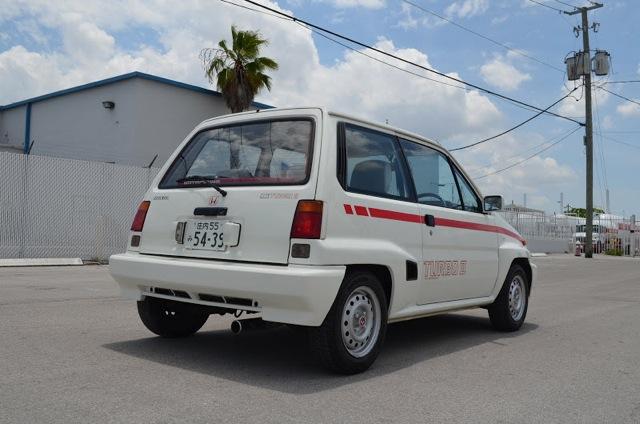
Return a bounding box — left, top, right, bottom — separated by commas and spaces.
484, 195, 503, 212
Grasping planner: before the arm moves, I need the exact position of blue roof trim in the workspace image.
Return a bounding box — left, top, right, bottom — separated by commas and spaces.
0, 71, 274, 111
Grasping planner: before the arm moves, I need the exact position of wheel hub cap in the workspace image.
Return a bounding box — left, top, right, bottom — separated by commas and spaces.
508, 275, 526, 321
341, 286, 381, 358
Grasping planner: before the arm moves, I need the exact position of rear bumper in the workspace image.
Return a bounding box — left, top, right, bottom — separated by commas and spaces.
109, 252, 345, 326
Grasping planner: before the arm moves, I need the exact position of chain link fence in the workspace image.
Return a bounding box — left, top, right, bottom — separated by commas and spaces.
0, 151, 158, 261
499, 210, 640, 256
1, 151, 638, 261
497, 211, 576, 241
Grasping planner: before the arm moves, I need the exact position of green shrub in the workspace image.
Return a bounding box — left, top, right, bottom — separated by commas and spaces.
605, 248, 623, 256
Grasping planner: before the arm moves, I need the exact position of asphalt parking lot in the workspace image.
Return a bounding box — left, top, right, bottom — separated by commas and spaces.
1, 255, 639, 424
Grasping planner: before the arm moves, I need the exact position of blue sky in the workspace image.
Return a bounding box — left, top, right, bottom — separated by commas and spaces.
1, 0, 639, 215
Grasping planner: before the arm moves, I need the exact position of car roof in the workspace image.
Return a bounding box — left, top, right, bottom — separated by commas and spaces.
197, 107, 483, 197
200, 106, 443, 148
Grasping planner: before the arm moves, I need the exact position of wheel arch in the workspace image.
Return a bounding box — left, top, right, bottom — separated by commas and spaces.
511, 257, 532, 295
345, 264, 393, 308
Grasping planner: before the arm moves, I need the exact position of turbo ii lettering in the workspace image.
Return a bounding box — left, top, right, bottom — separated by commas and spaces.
109, 107, 535, 375
424, 260, 467, 280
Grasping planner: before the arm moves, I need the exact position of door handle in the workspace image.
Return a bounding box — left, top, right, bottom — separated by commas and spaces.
424, 214, 435, 227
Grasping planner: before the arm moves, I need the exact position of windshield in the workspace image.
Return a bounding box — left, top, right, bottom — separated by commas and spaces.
160, 118, 314, 188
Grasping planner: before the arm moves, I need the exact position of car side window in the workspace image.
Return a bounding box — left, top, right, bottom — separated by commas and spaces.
399, 138, 463, 210
342, 124, 412, 201
453, 168, 482, 213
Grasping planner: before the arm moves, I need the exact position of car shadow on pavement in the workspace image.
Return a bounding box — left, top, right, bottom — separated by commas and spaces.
104, 313, 537, 394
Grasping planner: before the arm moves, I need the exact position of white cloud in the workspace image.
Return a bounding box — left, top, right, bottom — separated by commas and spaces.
445, 0, 489, 19
491, 15, 508, 25
0, 1, 501, 141
558, 84, 609, 118
397, 3, 418, 30
617, 101, 640, 117
0, 0, 578, 212
456, 130, 579, 210
318, 0, 385, 9
480, 55, 532, 91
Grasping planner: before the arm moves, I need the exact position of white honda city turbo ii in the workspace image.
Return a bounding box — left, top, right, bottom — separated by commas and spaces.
110, 107, 536, 374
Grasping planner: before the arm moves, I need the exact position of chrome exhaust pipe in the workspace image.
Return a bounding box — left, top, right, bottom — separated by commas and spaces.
231, 317, 279, 334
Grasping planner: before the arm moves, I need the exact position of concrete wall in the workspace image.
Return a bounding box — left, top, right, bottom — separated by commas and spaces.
0, 106, 26, 152
527, 238, 572, 254
28, 79, 138, 164
130, 78, 231, 167
1, 77, 233, 167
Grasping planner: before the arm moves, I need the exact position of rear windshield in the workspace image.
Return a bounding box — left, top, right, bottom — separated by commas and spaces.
159, 118, 314, 188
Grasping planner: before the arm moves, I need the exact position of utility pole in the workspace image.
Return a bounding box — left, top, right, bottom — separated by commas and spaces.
559, 192, 564, 214
565, 2, 603, 258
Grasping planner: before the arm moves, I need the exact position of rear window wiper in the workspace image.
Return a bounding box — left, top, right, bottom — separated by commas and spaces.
175, 175, 227, 197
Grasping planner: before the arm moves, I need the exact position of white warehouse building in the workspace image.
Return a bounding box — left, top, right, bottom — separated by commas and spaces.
0, 72, 272, 167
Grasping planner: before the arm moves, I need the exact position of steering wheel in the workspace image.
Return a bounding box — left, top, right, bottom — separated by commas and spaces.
417, 192, 445, 206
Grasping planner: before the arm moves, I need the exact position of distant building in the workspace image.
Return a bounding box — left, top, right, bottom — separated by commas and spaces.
0, 72, 272, 167
502, 202, 545, 216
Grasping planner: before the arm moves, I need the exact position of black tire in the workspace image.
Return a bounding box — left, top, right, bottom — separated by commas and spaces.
488, 264, 529, 332
309, 270, 388, 374
137, 297, 209, 338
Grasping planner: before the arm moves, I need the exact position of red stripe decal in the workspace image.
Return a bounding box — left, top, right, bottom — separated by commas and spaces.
434, 217, 526, 245
344, 205, 525, 245
368, 207, 424, 223
354, 205, 369, 216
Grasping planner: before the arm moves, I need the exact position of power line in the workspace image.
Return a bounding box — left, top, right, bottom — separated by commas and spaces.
553, 0, 579, 10
474, 126, 582, 179
449, 86, 581, 151
240, 0, 584, 126
526, 0, 568, 13
220, 0, 548, 118
593, 90, 608, 210
464, 133, 573, 172
400, 0, 564, 73
593, 87, 608, 189
601, 80, 640, 85
300, 23, 471, 92
598, 86, 640, 108
300, 23, 569, 117
219, 0, 290, 21
597, 133, 640, 150
220, 0, 472, 92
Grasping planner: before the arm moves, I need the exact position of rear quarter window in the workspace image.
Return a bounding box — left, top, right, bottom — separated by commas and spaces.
339, 123, 412, 201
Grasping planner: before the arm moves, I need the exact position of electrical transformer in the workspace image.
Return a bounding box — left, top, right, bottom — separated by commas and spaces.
593, 50, 610, 76
565, 56, 579, 81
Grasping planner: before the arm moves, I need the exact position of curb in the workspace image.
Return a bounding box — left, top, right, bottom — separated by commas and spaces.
0, 258, 84, 267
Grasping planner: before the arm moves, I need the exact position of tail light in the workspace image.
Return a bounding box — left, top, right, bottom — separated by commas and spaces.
131, 201, 150, 232
290, 200, 323, 239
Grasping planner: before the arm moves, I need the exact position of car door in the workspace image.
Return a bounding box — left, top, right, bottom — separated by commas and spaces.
398, 138, 499, 304
333, 123, 423, 294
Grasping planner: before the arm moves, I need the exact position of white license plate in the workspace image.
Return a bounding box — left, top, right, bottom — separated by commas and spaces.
185, 220, 226, 251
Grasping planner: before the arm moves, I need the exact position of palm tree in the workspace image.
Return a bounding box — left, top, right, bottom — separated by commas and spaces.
201, 26, 278, 113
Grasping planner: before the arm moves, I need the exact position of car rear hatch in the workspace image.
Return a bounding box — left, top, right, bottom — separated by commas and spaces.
138, 109, 322, 265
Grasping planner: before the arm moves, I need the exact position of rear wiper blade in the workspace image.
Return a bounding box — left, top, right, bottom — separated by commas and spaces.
176, 175, 227, 197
